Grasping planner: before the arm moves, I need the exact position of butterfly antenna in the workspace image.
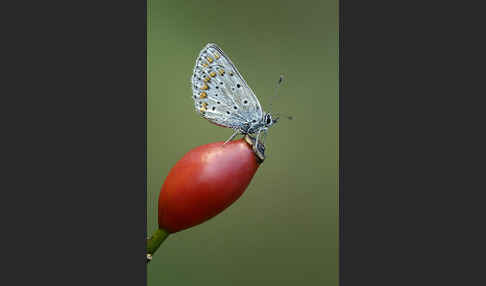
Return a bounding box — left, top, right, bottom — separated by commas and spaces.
274, 113, 293, 122
268, 74, 284, 109
269, 75, 293, 121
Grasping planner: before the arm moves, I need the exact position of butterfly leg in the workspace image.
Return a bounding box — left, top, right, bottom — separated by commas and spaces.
223, 129, 239, 145
254, 131, 261, 151
261, 129, 268, 145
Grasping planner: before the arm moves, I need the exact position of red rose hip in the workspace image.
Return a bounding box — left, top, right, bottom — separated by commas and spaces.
158, 136, 264, 233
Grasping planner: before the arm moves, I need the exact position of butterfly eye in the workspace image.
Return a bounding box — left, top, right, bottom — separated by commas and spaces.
265, 114, 272, 125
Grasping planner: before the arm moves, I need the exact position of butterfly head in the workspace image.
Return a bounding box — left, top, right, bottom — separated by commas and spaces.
264, 113, 277, 128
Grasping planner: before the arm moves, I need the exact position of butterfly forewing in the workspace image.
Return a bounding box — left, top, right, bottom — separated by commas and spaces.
191, 43, 263, 129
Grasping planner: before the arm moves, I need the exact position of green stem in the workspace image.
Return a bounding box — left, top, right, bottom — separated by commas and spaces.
146, 228, 170, 263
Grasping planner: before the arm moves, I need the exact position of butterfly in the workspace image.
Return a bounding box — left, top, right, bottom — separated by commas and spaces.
191, 43, 281, 149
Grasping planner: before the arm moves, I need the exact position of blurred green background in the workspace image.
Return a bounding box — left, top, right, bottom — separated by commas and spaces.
147, 0, 338, 284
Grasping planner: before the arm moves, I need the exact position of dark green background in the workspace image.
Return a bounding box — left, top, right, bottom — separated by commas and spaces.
147, 1, 338, 284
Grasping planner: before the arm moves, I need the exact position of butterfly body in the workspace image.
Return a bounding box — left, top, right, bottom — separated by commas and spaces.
191, 43, 277, 143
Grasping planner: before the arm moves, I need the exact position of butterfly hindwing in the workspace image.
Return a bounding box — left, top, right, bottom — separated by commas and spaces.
191, 43, 263, 129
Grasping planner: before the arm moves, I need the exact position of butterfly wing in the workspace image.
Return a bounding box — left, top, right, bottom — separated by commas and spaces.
191, 43, 263, 130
